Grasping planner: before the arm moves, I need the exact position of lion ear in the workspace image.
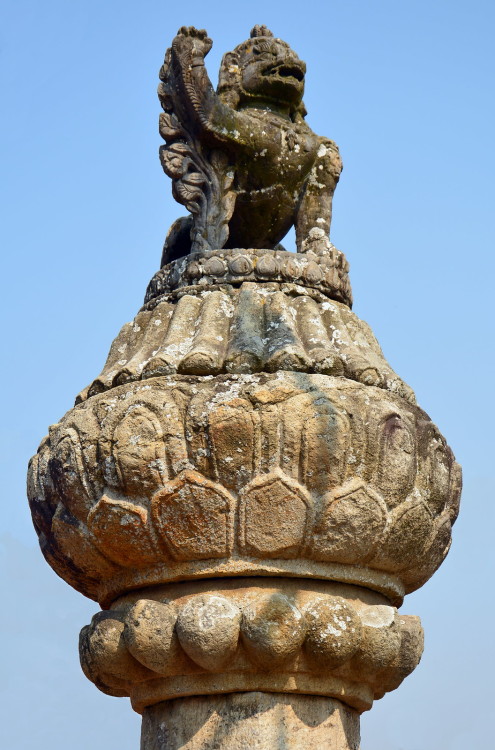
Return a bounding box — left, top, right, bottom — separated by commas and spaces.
217, 51, 242, 109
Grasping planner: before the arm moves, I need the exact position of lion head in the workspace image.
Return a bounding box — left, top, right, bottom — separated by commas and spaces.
217, 26, 307, 120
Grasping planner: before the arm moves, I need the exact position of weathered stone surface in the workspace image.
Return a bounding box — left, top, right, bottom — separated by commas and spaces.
176, 594, 241, 671
29, 372, 460, 606
76, 285, 413, 403
240, 471, 313, 558
312, 483, 387, 563
124, 600, 184, 675
241, 592, 306, 667
152, 471, 235, 560
79, 611, 151, 694
145, 248, 352, 307
304, 597, 362, 669
79, 579, 423, 715
141, 693, 360, 750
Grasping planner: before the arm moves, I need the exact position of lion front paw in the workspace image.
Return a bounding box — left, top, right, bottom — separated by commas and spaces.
301, 227, 333, 256
173, 26, 213, 57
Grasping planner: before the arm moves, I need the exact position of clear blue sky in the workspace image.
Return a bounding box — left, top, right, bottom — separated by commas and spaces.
1, 1, 493, 748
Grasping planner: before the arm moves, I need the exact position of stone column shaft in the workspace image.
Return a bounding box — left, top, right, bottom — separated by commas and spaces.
141, 693, 360, 750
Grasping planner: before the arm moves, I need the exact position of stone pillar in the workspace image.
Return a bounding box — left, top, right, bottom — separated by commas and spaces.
141, 694, 360, 750
27, 23, 461, 750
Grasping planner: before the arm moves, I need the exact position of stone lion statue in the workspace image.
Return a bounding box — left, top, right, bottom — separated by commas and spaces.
158, 25, 342, 264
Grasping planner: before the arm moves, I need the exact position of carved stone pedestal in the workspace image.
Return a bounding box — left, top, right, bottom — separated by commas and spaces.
141, 693, 360, 750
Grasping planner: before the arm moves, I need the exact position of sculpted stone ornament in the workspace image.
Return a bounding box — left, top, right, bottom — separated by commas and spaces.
158, 25, 342, 263
28, 24, 461, 750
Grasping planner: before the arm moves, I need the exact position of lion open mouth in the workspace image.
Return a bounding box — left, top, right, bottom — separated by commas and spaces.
264, 63, 305, 82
